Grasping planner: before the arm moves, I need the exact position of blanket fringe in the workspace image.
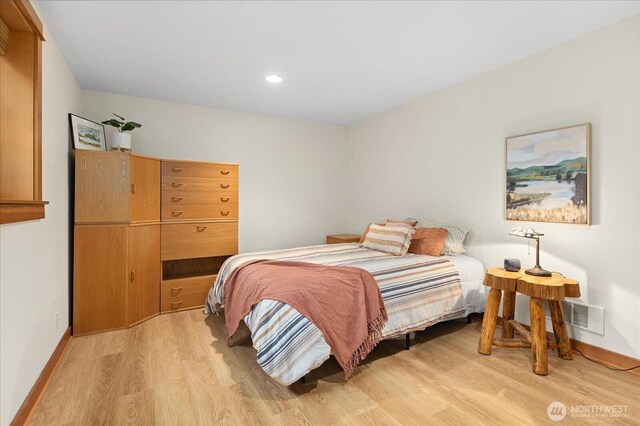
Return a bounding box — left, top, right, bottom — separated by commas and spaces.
343, 307, 388, 380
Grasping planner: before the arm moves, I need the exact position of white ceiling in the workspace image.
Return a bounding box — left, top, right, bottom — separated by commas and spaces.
37, 1, 640, 125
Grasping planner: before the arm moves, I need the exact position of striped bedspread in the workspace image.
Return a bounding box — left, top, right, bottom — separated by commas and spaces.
205, 243, 465, 385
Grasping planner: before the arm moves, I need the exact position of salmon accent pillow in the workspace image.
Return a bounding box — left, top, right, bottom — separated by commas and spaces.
408, 228, 448, 256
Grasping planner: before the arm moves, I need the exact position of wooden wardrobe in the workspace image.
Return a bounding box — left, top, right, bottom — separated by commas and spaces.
73, 151, 238, 336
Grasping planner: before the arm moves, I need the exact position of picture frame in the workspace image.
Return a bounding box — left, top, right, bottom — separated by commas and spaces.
505, 123, 591, 225
69, 114, 107, 151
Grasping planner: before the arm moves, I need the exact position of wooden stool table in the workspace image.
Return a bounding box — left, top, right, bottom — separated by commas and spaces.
477, 267, 580, 375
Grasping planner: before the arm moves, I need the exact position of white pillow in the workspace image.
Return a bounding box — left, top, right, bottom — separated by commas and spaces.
418, 220, 470, 256
361, 223, 415, 256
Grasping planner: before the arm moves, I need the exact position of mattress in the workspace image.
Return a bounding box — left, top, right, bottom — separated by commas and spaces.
206, 243, 486, 385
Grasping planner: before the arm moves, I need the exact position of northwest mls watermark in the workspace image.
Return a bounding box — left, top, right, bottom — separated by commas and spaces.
547, 401, 628, 421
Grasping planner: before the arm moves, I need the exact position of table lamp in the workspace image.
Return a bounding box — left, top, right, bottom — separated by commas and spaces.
509, 227, 552, 277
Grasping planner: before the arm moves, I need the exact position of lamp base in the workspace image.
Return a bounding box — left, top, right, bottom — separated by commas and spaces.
525, 265, 552, 277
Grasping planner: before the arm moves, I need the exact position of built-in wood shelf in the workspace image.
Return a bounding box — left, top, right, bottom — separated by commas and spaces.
0, 199, 49, 224
0, 0, 46, 225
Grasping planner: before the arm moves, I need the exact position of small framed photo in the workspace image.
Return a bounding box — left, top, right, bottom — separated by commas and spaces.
69, 114, 106, 151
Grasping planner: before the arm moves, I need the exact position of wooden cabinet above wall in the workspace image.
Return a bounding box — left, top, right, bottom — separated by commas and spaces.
0, 0, 47, 224
75, 151, 161, 224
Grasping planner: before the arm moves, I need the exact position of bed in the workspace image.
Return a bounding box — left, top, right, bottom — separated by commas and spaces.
205, 242, 486, 385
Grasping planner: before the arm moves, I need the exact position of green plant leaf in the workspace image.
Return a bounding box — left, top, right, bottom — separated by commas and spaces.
121, 121, 142, 132
102, 119, 124, 129
112, 113, 125, 121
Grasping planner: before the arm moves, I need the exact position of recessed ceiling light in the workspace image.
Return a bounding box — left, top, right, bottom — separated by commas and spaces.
265, 75, 283, 84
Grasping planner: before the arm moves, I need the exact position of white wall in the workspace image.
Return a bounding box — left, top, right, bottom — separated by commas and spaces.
82, 91, 347, 252
346, 16, 640, 358
2, 12, 637, 425
0, 18, 82, 426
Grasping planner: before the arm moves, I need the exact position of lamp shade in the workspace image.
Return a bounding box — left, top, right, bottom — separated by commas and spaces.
509, 227, 543, 239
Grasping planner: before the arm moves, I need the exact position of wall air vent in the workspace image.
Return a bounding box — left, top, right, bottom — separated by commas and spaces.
572, 303, 589, 329
544, 300, 604, 335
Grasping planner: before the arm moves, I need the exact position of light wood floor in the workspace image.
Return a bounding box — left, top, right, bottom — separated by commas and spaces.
30, 311, 639, 425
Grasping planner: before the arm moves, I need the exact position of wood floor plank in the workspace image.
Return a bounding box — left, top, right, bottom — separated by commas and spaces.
29, 312, 639, 425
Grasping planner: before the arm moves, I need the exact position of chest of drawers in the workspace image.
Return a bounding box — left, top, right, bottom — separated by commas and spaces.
160, 160, 239, 313
73, 153, 239, 334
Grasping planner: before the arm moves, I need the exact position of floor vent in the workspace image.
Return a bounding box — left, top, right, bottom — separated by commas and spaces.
544, 300, 604, 335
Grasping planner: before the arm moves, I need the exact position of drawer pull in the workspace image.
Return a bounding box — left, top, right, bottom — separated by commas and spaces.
131, 184, 137, 194
170, 286, 183, 295
130, 270, 135, 282
196, 226, 207, 232
170, 300, 183, 308
171, 182, 182, 187
172, 167, 183, 172
221, 170, 230, 175
171, 197, 183, 202
220, 197, 230, 202
171, 211, 183, 216
221, 210, 230, 216
220, 184, 230, 189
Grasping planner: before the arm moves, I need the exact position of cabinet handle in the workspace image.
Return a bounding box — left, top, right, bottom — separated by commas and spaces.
171, 197, 183, 202
172, 167, 183, 172
171, 182, 182, 187
131, 184, 137, 194
220, 184, 230, 189
170, 286, 183, 295
171, 211, 183, 216
221, 170, 230, 175
220, 197, 230, 202
170, 300, 183, 308
130, 270, 135, 282
196, 225, 207, 232
221, 210, 230, 216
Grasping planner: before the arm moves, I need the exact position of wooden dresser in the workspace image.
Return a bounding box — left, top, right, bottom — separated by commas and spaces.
73, 151, 238, 336
160, 160, 238, 314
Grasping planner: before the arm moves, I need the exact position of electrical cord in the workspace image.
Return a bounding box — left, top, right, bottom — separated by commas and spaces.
543, 273, 639, 371
572, 346, 640, 371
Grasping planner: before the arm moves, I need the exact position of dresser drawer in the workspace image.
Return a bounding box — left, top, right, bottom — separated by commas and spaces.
161, 222, 238, 260
162, 161, 238, 179
162, 204, 238, 221
163, 190, 236, 206
162, 177, 238, 193
161, 274, 215, 312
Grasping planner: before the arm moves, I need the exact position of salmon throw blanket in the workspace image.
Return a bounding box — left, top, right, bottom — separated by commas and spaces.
224, 260, 388, 380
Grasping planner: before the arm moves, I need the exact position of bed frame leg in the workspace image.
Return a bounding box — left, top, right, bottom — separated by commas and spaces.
467, 314, 472, 324
300, 375, 306, 384
405, 333, 410, 350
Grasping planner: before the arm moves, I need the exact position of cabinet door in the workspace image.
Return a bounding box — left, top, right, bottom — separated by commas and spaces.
74, 225, 128, 335
128, 224, 160, 325
75, 151, 131, 223
130, 156, 160, 222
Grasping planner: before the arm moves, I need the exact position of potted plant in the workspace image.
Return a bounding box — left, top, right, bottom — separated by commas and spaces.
102, 113, 142, 151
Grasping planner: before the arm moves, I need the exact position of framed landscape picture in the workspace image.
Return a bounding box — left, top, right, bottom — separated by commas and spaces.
69, 114, 106, 151
506, 123, 590, 225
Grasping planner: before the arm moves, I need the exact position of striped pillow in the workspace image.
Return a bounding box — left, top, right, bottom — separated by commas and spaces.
420, 222, 470, 255
361, 223, 415, 256
386, 219, 418, 227
358, 219, 417, 243
358, 222, 384, 244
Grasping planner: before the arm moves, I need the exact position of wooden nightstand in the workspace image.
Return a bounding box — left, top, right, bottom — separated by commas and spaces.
478, 267, 580, 375
326, 234, 361, 244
